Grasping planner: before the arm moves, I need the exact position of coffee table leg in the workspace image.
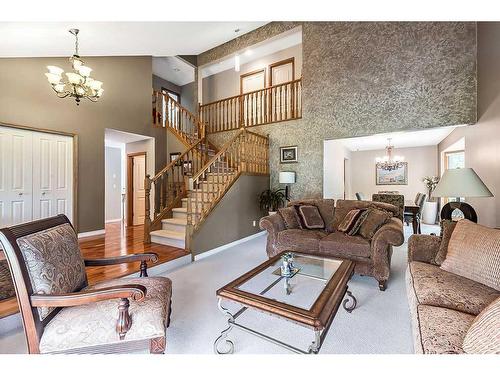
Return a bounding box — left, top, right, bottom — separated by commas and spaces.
342, 289, 357, 313
308, 330, 322, 354
214, 298, 235, 354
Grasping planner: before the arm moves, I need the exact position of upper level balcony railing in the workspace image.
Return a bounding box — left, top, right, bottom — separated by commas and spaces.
199, 78, 302, 134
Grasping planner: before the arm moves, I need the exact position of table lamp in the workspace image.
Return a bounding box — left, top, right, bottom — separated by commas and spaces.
279, 171, 296, 201
432, 168, 493, 222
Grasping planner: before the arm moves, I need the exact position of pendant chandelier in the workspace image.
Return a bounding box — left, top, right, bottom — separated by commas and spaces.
375, 138, 405, 171
45, 29, 103, 105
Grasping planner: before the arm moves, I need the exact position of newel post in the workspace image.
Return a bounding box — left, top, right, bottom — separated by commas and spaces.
144, 174, 152, 243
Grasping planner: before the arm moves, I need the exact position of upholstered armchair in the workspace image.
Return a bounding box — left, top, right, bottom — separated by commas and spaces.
0, 215, 172, 354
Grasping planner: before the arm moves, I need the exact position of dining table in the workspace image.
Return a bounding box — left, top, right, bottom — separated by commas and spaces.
404, 200, 421, 234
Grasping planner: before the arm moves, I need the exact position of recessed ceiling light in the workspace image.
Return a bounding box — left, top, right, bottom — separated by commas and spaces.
173, 68, 180, 72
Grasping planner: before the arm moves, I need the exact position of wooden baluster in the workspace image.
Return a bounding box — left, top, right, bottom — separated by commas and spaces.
144, 175, 152, 243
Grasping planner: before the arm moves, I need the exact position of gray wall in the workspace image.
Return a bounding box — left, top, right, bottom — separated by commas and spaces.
152, 75, 181, 95
0, 56, 166, 232
180, 81, 197, 114
436, 22, 500, 228
205, 22, 477, 199
105, 146, 122, 222
191, 174, 270, 256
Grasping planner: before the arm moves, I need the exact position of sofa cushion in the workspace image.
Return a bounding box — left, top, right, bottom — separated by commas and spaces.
441, 219, 500, 290
433, 220, 457, 265
319, 232, 371, 258
278, 206, 301, 229
337, 209, 364, 233
333, 200, 398, 231
408, 261, 499, 315
417, 305, 475, 354
288, 199, 335, 232
16, 223, 87, 321
39, 277, 172, 354
297, 205, 325, 229
358, 208, 393, 240
463, 297, 500, 354
277, 229, 327, 252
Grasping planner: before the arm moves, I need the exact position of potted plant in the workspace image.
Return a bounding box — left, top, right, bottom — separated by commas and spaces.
422, 176, 440, 224
259, 188, 285, 215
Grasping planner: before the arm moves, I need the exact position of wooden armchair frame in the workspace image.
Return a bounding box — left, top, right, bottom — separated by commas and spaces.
0, 215, 166, 354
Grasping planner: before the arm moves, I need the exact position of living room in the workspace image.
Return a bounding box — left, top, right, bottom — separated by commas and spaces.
0, 1, 499, 373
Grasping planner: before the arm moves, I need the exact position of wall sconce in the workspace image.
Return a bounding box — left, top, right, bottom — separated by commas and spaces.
279, 171, 296, 201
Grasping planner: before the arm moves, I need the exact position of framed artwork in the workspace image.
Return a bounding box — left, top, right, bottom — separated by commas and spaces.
376, 163, 408, 185
280, 146, 298, 163
170, 152, 181, 165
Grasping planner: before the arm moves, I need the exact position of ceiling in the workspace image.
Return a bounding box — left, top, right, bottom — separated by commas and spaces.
153, 56, 194, 86
105, 128, 152, 148
201, 27, 302, 77
0, 22, 268, 57
332, 125, 465, 152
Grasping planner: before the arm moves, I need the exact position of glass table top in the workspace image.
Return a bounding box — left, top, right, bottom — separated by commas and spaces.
236, 254, 343, 310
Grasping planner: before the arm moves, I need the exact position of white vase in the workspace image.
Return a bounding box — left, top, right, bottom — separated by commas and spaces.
422, 201, 438, 225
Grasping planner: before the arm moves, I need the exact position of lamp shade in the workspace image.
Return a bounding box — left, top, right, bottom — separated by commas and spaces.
433, 168, 493, 198
279, 171, 296, 184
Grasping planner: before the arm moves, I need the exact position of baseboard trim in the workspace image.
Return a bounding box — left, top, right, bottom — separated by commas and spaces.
78, 229, 105, 239
194, 231, 266, 261
105, 219, 122, 224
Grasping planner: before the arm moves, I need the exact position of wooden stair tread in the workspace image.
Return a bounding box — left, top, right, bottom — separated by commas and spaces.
161, 218, 187, 226
150, 229, 185, 240
172, 207, 188, 213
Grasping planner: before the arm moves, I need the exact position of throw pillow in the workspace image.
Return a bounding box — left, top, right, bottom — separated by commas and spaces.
358, 208, 393, 240
433, 219, 457, 265
297, 205, 325, 229
278, 206, 301, 229
463, 297, 500, 354
347, 209, 370, 236
441, 219, 500, 291
338, 209, 364, 233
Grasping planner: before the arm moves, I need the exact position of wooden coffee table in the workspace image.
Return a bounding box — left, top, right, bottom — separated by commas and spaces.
214, 252, 356, 354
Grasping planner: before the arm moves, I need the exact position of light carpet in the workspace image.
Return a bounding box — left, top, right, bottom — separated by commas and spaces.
0, 224, 438, 354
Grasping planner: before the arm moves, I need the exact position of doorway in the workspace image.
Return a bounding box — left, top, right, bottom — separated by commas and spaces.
127, 152, 147, 226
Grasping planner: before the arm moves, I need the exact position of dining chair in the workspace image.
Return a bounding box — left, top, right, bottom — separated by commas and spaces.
355, 192, 365, 200
404, 193, 427, 232
0, 214, 172, 354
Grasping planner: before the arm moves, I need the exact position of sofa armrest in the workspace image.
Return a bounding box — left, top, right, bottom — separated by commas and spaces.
259, 214, 286, 258
370, 218, 404, 289
408, 234, 442, 264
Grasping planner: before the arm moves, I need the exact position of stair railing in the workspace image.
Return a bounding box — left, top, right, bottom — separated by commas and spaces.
153, 90, 205, 145
144, 138, 211, 243
199, 78, 302, 134
186, 128, 269, 232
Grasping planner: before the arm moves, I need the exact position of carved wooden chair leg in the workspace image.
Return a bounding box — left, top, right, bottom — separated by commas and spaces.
140, 260, 148, 277
150, 336, 166, 354
116, 298, 132, 340
166, 299, 172, 328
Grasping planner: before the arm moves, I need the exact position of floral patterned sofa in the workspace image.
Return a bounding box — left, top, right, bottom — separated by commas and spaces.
259, 199, 404, 291
406, 220, 500, 354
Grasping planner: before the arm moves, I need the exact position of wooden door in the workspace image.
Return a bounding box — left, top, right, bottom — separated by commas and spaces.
240, 69, 266, 126
32, 132, 73, 222
0, 126, 33, 227
270, 58, 294, 121
132, 154, 146, 226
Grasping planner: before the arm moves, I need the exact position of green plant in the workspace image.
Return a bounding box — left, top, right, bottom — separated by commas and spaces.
259, 188, 285, 212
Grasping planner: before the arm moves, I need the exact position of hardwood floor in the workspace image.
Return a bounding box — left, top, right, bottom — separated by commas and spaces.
0, 222, 189, 318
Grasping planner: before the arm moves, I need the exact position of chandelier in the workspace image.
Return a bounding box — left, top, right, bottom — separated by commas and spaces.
45, 29, 103, 105
375, 138, 405, 171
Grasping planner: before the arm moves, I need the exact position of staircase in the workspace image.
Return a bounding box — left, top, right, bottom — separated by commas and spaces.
145, 91, 269, 253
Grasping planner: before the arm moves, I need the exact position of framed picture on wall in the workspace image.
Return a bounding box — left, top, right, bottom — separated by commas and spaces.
280, 146, 298, 163
376, 162, 408, 185
170, 152, 181, 166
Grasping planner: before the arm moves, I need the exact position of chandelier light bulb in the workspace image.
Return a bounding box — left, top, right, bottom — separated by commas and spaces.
54, 84, 66, 93
66, 72, 83, 85
47, 66, 64, 75
45, 72, 62, 84
77, 65, 92, 77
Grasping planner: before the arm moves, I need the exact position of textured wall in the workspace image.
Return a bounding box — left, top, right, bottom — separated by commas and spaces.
207, 22, 477, 199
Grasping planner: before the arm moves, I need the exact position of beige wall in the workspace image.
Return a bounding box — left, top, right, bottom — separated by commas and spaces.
349, 146, 438, 201
435, 23, 500, 229
0, 56, 166, 232
191, 174, 270, 256
323, 141, 352, 199
202, 44, 302, 104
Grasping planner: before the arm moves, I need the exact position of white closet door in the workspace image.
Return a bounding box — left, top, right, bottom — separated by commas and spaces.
0, 126, 33, 227
32, 132, 73, 223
